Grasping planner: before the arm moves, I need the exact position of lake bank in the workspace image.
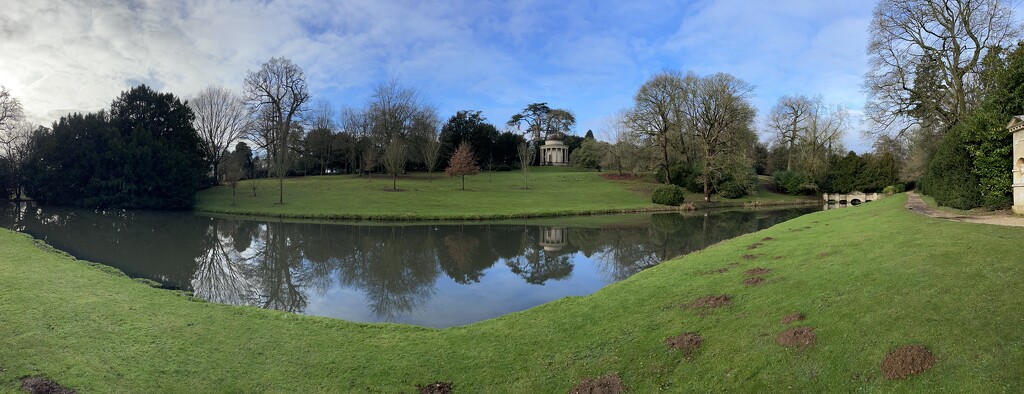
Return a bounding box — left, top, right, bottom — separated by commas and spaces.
1, 203, 815, 327
194, 169, 819, 221
1, 195, 1021, 391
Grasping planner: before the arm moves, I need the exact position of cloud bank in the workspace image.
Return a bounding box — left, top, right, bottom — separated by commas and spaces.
2, 0, 878, 151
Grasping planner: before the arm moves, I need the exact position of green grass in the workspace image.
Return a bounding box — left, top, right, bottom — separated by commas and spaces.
1, 194, 1022, 392
195, 168, 816, 220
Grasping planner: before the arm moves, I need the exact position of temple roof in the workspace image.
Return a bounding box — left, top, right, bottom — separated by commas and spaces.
1007, 115, 1024, 133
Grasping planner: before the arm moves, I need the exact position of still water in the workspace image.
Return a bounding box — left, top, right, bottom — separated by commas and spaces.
0, 203, 816, 327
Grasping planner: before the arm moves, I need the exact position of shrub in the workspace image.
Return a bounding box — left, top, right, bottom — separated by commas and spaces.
772, 170, 813, 195
656, 161, 701, 192
717, 170, 757, 199
882, 185, 899, 196
922, 129, 981, 210
651, 185, 686, 206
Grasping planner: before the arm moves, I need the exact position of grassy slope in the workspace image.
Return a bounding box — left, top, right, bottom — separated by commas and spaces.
194, 169, 815, 220
1, 195, 1022, 392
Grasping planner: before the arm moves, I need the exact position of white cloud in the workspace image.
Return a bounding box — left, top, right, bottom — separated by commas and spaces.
2, 0, 880, 152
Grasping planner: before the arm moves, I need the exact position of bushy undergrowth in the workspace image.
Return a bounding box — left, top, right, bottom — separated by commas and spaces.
651, 184, 685, 206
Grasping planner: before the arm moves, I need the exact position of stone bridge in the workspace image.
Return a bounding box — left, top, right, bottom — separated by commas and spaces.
822, 191, 883, 205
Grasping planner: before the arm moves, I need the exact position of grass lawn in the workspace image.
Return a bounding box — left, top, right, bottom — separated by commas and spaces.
1, 194, 1022, 392
195, 168, 816, 220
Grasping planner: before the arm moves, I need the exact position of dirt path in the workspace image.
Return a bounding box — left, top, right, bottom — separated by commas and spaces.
905, 192, 1024, 227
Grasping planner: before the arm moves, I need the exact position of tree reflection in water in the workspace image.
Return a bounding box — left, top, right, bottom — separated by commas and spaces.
1, 202, 814, 325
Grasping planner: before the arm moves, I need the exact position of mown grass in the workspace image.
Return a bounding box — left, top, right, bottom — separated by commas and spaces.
1, 195, 1022, 392
195, 168, 815, 220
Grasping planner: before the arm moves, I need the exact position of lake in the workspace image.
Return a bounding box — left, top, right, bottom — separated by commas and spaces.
0, 203, 817, 327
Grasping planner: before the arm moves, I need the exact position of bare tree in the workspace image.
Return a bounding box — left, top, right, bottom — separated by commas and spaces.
421, 133, 442, 180
0, 86, 27, 199
865, 0, 1020, 135
797, 100, 848, 182
624, 71, 684, 184
408, 104, 440, 158
190, 86, 250, 181
767, 95, 813, 171
304, 99, 336, 175
517, 140, 534, 189
678, 72, 757, 202
243, 57, 310, 204
368, 80, 421, 143
0, 86, 24, 133
341, 106, 378, 179
0, 122, 36, 200
222, 154, 245, 205
383, 136, 407, 190
248, 155, 266, 197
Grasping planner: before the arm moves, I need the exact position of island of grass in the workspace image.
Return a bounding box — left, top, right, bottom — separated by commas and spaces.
2, 195, 1022, 392
195, 167, 818, 220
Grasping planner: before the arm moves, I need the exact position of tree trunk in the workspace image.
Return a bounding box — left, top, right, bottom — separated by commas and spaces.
278, 175, 284, 204
703, 162, 711, 202
462, 175, 465, 190
393, 174, 397, 190
661, 137, 671, 185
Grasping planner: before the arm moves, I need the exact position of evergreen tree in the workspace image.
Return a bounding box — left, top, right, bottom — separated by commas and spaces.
24, 86, 206, 209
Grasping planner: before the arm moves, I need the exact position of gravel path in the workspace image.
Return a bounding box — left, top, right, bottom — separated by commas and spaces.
905, 192, 1024, 227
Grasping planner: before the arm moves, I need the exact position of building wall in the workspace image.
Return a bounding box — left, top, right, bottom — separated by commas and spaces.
1014, 130, 1024, 214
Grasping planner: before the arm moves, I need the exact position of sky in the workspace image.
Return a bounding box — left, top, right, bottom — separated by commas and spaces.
2, 0, 884, 152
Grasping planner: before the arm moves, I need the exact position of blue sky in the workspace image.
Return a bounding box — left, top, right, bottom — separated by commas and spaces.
2, 0, 882, 151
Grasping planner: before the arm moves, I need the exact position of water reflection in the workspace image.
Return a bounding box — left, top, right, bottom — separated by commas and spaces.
0, 202, 816, 327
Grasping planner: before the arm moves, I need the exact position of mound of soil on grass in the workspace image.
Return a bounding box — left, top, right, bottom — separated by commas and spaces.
761, 237, 775, 241
666, 333, 703, 360
741, 254, 758, 260
781, 313, 805, 324
746, 243, 763, 250
743, 277, 766, 286
777, 326, 815, 348
688, 295, 732, 309
818, 252, 830, 258
744, 268, 771, 276
20, 376, 75, 394
881, 345, 936, 380
570, 373, 625, 394
601, 173, 640, 181
417, 381, 453, 394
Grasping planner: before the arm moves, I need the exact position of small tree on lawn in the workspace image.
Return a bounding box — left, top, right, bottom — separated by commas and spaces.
421, 136, 442, 181
517, 141, 533, 189
248, 156, 266, 197
446, 141, 480, 190
223, 155, 245, 205
383, 136, 407, 190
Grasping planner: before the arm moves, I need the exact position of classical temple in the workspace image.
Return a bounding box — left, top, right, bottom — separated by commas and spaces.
1008, 116, 1024, 214
539, 132, 569, 166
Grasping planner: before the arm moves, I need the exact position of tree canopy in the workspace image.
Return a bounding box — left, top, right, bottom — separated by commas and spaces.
24, 85, 207, 209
